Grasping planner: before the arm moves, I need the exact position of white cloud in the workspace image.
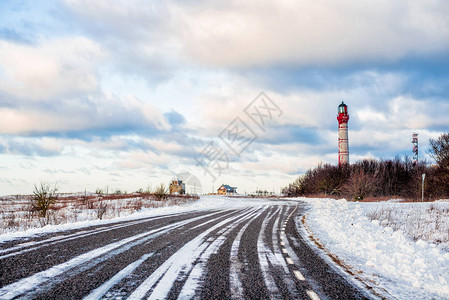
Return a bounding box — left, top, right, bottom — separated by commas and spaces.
62, 0, 449, 68
62, 0, 180, 79
0, 37, 105, 101
354, 95, 449, 132
0, 136, 65, 156
0, 92, 168, 135
356, 109, 388, 123
173, 0, 449, 67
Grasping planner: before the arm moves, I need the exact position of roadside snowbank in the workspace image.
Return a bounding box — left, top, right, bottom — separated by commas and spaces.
363, 201, 449, 252
300, 198, 449, 299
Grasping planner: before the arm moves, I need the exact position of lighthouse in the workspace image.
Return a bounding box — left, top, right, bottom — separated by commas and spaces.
337, 101, 349, 165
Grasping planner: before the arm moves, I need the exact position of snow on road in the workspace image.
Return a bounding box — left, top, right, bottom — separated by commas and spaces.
299, 197, 449, 299
127, 207, 258, 299
0, 211, 229, 299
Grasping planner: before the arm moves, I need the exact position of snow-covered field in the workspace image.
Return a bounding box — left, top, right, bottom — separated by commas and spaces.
0, 193, 199, 237
364, 201, 449, 252
300, 197, 449, 299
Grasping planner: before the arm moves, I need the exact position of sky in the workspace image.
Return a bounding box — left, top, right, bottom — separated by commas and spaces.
0, 0, 448, 195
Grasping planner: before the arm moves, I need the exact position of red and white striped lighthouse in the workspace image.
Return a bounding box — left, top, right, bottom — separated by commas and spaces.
337, 101, 349, 165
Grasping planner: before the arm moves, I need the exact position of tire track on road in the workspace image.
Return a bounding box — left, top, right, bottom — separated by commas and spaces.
228, 208, 261, 299
127, 207, 262, 299
37, 208, 248, 299
178, 207, 267, 299
0, 209, 236, 299
0, 210, 223, 287
0, 212, 192, 259
257, 205, 283, 298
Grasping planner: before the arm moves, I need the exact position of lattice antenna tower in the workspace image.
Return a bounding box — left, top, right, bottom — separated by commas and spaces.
412, 133, 418, 166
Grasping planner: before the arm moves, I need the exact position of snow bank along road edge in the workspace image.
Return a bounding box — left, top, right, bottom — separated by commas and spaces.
0, 199, 373, 299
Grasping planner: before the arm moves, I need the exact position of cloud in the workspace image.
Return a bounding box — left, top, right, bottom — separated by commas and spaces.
0, 92, 168, 136
354, 96, 449, 132
62, 0, 449, 70
175, 0, 449, 67
62, 0, 170, 42
0, 37, 105, 101
62, 0, 179, 81
0, 136, 64, 156
164, 110, 186, 126
258, 125, 322, 145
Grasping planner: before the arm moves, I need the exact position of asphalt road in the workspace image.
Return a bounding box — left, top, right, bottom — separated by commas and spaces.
0, 200, 373, 299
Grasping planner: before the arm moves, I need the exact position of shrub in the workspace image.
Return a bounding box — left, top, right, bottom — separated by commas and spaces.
154, 183, 168, 201
32, 182, 59, 224
144, 186, 152, 194
81, 188, 89, 205
282, 156, 445, 200
95, 200, 107, 220
133, 198, 143, 211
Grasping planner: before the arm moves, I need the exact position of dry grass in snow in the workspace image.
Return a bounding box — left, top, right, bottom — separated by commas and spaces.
0, 192, 199, 235
364, 201, 449, 252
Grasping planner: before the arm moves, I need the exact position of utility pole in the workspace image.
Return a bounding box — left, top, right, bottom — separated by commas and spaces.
422, 173, 426, 202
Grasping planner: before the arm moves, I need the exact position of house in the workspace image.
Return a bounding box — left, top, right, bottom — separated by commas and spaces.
169, 179, 185, 194
218, 184, 237, 195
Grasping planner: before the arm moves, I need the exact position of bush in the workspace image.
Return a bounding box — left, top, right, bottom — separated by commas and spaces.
282, 155, 443, 201
282, 176, 305, 196
32, 182, 59, 224
133, 198, 143, 211
154, 183, 168, 201
96, 200, 107, 220
81, 188, 89, 205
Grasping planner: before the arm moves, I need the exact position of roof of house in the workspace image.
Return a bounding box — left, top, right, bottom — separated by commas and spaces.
220, 184, 237, 192
170, 179, 183, 185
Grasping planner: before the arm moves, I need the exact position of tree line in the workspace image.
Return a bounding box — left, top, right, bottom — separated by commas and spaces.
283, 133, 449, 201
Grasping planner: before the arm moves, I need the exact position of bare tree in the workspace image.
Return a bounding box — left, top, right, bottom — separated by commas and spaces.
429, 133, 449, 197
341, 169, 377, 201
429, 133, 449, 168
283, 156, 445, 200
282, 176, 305, 196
